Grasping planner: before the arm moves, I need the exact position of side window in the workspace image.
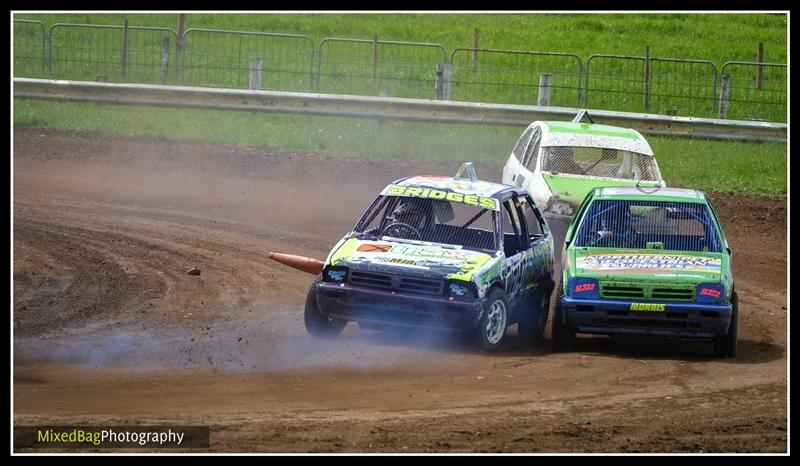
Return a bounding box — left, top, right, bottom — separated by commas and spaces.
512, 127, 533, 162
518, 196, 544, 240
521, 126, 542, 170
502, 199, 524, 256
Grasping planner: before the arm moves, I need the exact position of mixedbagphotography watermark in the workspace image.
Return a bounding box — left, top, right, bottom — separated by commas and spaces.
14, 426, 210, 450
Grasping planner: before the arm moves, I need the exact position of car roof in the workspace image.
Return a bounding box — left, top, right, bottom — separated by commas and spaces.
390, 175, 515, 199
538, 121, 654, 156
592, 186, 708, 203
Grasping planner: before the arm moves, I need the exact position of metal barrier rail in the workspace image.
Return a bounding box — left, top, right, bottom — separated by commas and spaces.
13, 20, 788, 123
13, 78, 786, 142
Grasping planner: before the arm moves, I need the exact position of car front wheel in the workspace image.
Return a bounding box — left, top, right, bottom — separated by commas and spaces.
475, 287, 509, 351
551, 279, 575, 352
713, 291, 738, 358
518, 290, 551, 347
304, 275, 347, 338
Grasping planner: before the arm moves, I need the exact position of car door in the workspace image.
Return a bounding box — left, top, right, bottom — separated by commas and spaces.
500, 197, 529, 308
517, 194, 554, 296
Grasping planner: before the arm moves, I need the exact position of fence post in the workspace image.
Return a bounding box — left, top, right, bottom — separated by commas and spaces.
435, 63, 452, 100
160, 37, 170, 84
537, 73, 552, 106
757, 42, 764, 90
176, 14, 185, 82
121, 19, 129, 80
718, 74, 731, 119
643, 45, 651, 112
372, 34, 379, 95
249, 58, 263, 90
472, 28, 480, 71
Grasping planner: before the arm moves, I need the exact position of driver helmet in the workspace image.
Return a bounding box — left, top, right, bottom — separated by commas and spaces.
600, 203, 631, 234
388, 199, 433, 233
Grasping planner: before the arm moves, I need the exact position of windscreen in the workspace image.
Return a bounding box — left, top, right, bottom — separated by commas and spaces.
354, 195, 497, 251
573, 200, 722, 252
542, 146, 660, 181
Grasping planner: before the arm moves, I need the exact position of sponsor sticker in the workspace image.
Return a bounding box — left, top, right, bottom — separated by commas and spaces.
629, 303, 665, 312
577, 253, 721, 274
381, 184, 499, 210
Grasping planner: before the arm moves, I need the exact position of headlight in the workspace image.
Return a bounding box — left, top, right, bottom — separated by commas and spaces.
568, 277, 599, 298
448, 281, 475, 299
323, 266, 349, 283
696, 283, 724, 304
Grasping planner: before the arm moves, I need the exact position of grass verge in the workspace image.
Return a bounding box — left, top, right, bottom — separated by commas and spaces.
13, 99, 786, 196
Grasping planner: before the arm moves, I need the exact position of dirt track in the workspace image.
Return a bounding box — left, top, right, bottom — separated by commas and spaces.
13, 127, 788, 453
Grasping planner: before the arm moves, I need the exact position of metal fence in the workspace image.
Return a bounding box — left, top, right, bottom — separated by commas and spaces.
12, 20, 46, 77
585, 55, 719, 118
178, 29, 314, 91
47, 23, 177, 84
316, 38, 447, 98
449, 49, 583, 106
12, 19, 789, 123
719, 61, 787, 123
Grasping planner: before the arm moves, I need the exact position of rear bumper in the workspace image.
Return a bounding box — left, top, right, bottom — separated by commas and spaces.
316, 282, 484, 330
560, 296, 732, 338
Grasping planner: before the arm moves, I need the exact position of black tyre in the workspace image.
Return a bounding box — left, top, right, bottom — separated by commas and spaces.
475, 287, 510, 351
518, 289, 551, 347
713, 291, 738, 358
304, 275, 347, 338
551, 279, 575, 352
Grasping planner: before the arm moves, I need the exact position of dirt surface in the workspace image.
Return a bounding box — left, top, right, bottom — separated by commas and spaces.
12, 127, 788, 453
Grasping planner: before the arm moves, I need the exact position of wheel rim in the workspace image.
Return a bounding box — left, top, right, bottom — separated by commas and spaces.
485, 299, 507, 345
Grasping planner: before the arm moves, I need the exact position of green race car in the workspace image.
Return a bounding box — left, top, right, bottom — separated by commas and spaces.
553, 186, 737, 357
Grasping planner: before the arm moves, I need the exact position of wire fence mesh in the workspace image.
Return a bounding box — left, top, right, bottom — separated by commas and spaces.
719, 61, 787, 123
13, 20, 47, 77
449, 49, 583, 106
317, 38, 447, 98
48, 23, 177, 84
11, 20, 788, 123
585, 55, 719, 118
178, 29, 314, 91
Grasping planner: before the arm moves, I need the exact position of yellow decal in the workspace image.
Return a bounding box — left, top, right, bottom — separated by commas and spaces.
383, 184, 499, 210
629, 303, 666, 312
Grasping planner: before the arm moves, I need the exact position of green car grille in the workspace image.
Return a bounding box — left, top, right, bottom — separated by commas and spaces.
600, 282, 695, 302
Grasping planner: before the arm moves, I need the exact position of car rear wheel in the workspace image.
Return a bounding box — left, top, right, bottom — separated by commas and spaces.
551, 279, 575, 352
304, 275, 347, 338
475, 287, 509, 351
518, 290, 551, 347
713, 291, 738, 358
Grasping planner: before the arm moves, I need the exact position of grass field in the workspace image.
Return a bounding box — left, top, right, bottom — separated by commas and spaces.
13, 12, 787, 63
13, 13, 787, 195
13, 99, 787, 196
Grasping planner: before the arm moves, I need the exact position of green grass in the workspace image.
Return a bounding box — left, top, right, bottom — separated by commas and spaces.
13, 99, 786, 196
12, 12, 787, 63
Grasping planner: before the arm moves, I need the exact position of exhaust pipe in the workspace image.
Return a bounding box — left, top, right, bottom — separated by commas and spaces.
268, 252, 324, 275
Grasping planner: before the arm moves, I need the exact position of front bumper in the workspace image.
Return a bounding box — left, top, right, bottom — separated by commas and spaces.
560, 296, 733, 338
316, 282, 484, 330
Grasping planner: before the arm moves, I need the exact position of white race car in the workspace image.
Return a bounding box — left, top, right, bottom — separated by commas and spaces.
502, 111, 666, 251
